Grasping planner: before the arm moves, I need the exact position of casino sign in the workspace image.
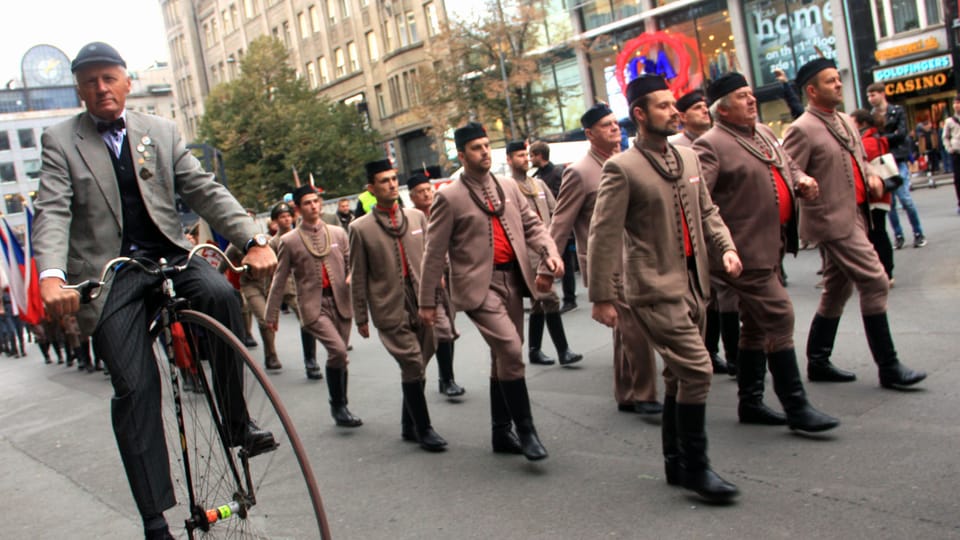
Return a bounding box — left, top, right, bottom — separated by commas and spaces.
872, 54, 954, 97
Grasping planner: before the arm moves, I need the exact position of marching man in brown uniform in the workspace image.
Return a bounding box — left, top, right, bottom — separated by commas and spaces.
550, 104, 661, 415
782, 58, 926, 390
693, 73, 839, 433
589, 74, 742, 502
506, 140, 582, 367
269, 201, 323, 380
408, 172, 466, 397
349, 159, 447, 451
265, 185, 363, 427
418, 122, 564, 461
670, 90, 737, 376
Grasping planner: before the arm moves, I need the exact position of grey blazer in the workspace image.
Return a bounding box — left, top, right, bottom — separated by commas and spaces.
33, 110, 256, 334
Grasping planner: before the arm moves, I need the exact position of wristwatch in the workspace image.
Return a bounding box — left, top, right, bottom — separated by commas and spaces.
244, 233, 269, 253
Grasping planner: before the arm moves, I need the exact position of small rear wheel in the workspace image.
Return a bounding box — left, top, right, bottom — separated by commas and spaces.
154, 309, 330, 539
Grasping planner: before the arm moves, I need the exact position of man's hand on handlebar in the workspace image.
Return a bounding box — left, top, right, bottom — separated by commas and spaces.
242, 246, 277, 280
42, 277, 80, 319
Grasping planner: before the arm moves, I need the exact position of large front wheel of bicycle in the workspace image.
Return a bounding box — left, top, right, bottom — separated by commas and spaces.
154, 309, 330, 539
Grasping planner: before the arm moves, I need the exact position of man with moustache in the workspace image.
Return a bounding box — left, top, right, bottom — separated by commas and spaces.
670, 90, 736, 376
408, 172, 465, 397
783, 59, 926, 390
350, 160, 447, 451
506, 140, 582, 367
34, 42, 277, 539
418, 122, 563, 461
589, 74, 742, 502
693, 73, 838, 433
266, 185, 364, 427
551, 103, 661, 415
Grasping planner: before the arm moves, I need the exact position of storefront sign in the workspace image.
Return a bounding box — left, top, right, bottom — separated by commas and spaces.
884, 71, 949, 96
873, 54, 952, 82
874, 37, 939, 62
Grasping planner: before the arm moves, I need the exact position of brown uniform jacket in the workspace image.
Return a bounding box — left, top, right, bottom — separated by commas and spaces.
265, 221, 352, 326
349, 207, 429, 329
588, 138, 735, 305
419, 173, 560, 311
782, 107, 871, 243
694, 121, 802, 270
548, 151, 604, 284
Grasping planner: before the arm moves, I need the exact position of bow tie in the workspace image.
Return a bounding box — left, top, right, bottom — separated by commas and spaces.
96, 118, 125, 133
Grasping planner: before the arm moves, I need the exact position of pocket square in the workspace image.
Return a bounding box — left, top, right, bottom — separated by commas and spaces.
139, 167, 153, 180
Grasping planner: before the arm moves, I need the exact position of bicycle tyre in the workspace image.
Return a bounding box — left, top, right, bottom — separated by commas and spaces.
154, 309, 331, 539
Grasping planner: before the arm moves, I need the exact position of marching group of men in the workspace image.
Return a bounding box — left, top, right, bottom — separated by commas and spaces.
30, 40, 935, 538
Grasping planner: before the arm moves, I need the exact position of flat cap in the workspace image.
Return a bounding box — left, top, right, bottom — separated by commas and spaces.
71, 42, 126, 73
706, 72, 749, 104
625, 75, 669, 107
795, 58, 837, 88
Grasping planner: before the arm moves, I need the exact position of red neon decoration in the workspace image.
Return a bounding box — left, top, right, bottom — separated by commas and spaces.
615, 31, 703, 98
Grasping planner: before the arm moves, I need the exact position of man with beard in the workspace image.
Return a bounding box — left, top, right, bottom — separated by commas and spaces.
783, 59, 926, 390
693, 72, 838, 433
670, 90, 736, 376
418, 122, 563, 461
506, 140, 582, 367
550, 103, 661, 415
350, 159, 447, 451
589, 74, 742, 502
408, 172, 465, 397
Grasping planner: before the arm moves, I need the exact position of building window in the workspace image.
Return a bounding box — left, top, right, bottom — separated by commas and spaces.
407, 11, 419, 43
23, 159, 40, 179
326, 0, 337, 24
283, 21, 292, 46
335, 48, 345, 77
388, 75, 404, 111
375, 84, 387, 118
307, 62, 318, 87
396, 15, 409, 47
403, 69, 420, 106
223, 7, 234, 33
309, 5, 321, 33
347, 41, 359, 72
5, 194, 24, 214
424, 1, 440, 37
359, 0, 368, 7
230, 4, 239, 30
0, 132, 9, 151
0, 162, 15, 182
244, 0, 256, 18
881, 0, 942, 33
384, 18, 395, 51
319, 56, 330, 84
211, 17, 219, 41
204, 23, 213, 47
18, 129, 35, 149
366, 31, 379, 61
298, 12, 309, 39
743, 0, 834, 87
339, 0, 350, 18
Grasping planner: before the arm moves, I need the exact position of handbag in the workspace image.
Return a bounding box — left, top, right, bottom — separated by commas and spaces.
869, 153, 904, 193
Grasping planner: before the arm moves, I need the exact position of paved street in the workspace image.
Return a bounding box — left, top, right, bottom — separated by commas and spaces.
2, 184, 959, 539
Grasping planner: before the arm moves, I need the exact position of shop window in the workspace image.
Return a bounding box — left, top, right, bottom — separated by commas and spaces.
743, 0, 837, 88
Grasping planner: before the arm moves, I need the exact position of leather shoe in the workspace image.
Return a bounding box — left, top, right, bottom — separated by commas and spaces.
145, 527, 175, 540
529, 349, 556, 365
242, 335, 258, 348
879, 364, 927, 389
559, 301, 577, 314
492, 429, 523, 454
710, 352, 728, 374
634, 401, 663, 415
557, 349, 583, 366
265, 356, 282, 370
416, 427, 448, 452
738, 402, 787, 425
306, 368, 323, 380
231, 421, 277, 457
807, 361, 856, 382
439, 379, 466, 396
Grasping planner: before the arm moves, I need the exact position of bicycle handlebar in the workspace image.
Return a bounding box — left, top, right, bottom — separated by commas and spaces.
61, 244, 249, 303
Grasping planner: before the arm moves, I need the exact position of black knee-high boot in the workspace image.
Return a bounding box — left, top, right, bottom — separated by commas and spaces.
325, 367, 362, 427
767, 348, 839, 432
498, 378, 548, 461
490, 380, 522, 454
736, 349, 786, 425
662, 395, 680, 485
401, 381, 447, 451
301, 329, 321, 379
806, 314, 856, 382
677, 403, 739, 502
863, 313, 926, 389
528, 313, 555, 365
545, 312, 583, 366
705, 309, 728, 374
436, 341, 465, 396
